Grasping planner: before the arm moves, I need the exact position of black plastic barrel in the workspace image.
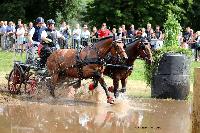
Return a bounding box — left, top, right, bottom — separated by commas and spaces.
151, 53, 191, 100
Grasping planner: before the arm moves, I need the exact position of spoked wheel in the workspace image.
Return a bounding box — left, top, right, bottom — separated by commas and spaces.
8, 68, 22, 94
24, 72, 38, 96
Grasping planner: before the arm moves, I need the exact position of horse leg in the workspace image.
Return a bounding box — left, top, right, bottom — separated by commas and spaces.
94, 72, 114, 104
48, 74, 59, 97
120, 78, 127, 93
113, 78, 120, 98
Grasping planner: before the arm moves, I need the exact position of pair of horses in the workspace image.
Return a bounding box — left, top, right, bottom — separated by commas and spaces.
46, 36, 127, 104
46, 36, 152, 104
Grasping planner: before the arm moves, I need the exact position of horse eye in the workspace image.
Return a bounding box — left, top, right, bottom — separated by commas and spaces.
141, 44, 145, 49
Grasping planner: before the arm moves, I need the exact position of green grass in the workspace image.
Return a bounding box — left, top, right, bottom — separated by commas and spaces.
0, 50, 26, 75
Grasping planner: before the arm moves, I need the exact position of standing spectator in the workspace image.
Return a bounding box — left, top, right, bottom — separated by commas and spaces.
16, 24, 25, 50
121, 24, 127, 37
195, 31, 200, 61
141, 28, 147, 39
127, 24, 136, 38
97, 23, 111, 38
183, 27, 191, 43
91, 26, 98, 38
145, 23, 152, 42
182, 27, 191, 49
60, 22, 71, 49
59, 21, 67, 48
81, 24, 90, 47
0, 21, 7, 50
72, 23, 81, 50
6, 21, 15, 49
15, 19, 22, 32
155, 25, 163, 40
27, 22, 33, 33
117, 27, 126, 39
111, 28, 117, 40
4, 21, 8, 30
60, 21, 67, 33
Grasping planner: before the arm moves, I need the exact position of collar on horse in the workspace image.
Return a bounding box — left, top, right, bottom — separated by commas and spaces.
75, 46, 105, 79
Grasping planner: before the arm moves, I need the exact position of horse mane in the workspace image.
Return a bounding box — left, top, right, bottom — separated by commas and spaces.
125, 38, 141, 48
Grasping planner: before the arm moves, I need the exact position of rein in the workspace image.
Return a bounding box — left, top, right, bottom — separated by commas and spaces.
74, 44, 105, 79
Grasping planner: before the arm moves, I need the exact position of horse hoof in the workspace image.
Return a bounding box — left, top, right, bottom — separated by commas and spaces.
107, 97, 115, 104
114, 91, 119, 98
108, 86, 114, 93
89, 83, 95, 91
120, 89, 126, 93
50, 90, 55, 98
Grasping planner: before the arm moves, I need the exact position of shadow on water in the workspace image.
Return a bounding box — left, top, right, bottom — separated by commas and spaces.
0, 97, 191, 133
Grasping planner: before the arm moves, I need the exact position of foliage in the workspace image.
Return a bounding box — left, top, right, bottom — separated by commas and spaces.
0, 0, 87, 24
144, 11, 192, 86
83, 0, 194, 29
163, 11, 182, 47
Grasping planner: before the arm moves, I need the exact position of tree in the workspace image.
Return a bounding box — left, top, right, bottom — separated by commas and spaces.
0, 0, 86, 25
83, 0, 193, 29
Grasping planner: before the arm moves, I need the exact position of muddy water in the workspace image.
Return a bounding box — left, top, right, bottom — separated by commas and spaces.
0, 99, 191, 133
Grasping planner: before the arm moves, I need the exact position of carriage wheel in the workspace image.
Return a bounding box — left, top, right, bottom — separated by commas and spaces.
8, 68, 22, 94
24, 72, 37, 96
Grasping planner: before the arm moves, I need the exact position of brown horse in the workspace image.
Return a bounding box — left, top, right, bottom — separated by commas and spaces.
90, 38, 153, 98
46, 36, 128, 104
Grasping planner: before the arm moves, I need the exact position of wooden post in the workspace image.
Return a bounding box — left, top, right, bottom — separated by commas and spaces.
192, 68, 200, 133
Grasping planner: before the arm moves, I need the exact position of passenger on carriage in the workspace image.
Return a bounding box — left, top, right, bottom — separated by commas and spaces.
27, 17, 45, 62
40, 19, 65, 68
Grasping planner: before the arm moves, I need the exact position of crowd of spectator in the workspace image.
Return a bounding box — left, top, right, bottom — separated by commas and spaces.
0, 19, 199, 61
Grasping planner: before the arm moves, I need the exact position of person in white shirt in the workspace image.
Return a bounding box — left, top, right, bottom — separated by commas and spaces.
72, 24, 81, 50
59, 21, 71, 48
16, 24, 25, 50
0, 21, 7, 50
81, 24, 90, 47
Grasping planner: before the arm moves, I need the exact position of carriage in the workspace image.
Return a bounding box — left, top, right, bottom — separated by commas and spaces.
7, 44, 52, 96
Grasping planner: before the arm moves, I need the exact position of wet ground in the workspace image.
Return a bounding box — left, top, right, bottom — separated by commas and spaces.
0, 76, 192, 133
0, 96, 191, 133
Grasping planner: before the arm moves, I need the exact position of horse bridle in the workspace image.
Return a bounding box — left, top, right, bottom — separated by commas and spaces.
112, 40, 126, 56
139, 41, 152, 62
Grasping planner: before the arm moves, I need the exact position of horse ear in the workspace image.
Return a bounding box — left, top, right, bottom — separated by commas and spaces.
140, 43, 146, 50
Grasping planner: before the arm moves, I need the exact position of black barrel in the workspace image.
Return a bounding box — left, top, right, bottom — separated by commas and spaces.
151, 53, 191, 100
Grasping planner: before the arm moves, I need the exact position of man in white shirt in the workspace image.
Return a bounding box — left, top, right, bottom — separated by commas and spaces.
81, 24, 90, 47
72, 24, 81, 50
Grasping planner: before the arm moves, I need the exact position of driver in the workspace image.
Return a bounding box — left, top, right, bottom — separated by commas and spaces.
40, 19, 65, 68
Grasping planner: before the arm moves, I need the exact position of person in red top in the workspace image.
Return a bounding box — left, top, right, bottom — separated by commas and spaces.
97, 23, 111, 38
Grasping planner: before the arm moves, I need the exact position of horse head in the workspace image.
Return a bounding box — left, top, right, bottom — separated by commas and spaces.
95, 36, 127, 61
137, 40, 153, 65
110, 39, 128, 61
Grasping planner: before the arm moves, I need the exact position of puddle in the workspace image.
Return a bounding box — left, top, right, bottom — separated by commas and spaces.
0, 98, 191, 133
